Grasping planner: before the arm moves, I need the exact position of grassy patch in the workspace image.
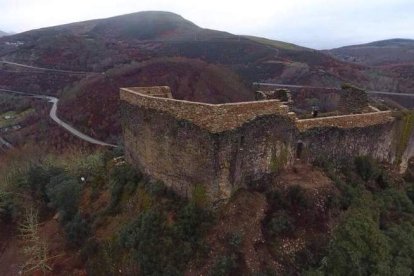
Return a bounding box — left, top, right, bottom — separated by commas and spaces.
394, 111, 414, 164
0, 108, 34, 128
270, 145, 289, 173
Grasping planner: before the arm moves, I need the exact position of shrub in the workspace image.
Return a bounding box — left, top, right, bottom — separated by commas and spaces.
109, 164, 142, 209
406, 183, 414, 204
26, 165, 65, 202
64, 213, 90, 246
210, 255, 238, 276
354, 156, 380, 182
46, 173, 81, 222
227, 232, 243, 250
192, 184, 207, 207
287, 185, 310, 208
267, 210, 295, 236
324, 200, 391, 275
377, 188, 414, 214
386, 222, 414, 274
119, 202, 212, 275
119, 210, 182, 275
376, 171, 392, 189
0, 190, 15, 223
74, 152, 106, 188
173, 202, 212, 243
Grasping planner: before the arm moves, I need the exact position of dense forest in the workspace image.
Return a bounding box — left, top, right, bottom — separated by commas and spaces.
1, 143, 414, 275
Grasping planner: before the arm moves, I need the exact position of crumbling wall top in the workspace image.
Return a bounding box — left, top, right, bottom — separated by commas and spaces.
121, 87, 294, 133
296, 111, 394, 131
129, 86, 173, 98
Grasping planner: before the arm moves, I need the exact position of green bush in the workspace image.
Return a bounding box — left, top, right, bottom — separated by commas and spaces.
406, 183, 414, 204
210, 254, 238, 276
354, 156, 380, 182
386, 222, 414, 274
64, 213, 90, 246
109, 164, 142, 210
267, 210, 295, 236
46, 173, 81, 222
227, 232, 243, 250
377, 188, 414, 215
119, 202, 212, 275
119, 210, 182, 275
287, 185, 310, 208
323, 199, 391, 275
173, 202, 212, 243
0, 190, 15, 223
74, 152, 106, 188
26, 165, 65, 202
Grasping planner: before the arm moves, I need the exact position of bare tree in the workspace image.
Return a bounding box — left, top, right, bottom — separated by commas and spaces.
19, 208, 55, 275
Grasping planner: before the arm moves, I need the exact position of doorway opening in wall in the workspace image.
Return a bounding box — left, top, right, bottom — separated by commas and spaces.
296, 141, 304, 159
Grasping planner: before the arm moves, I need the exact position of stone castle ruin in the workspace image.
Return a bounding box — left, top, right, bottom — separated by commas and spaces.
120, 86, 414, 203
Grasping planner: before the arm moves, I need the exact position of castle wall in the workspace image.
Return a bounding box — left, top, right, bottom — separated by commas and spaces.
298, 121, 396, 165
296, 111, 394, 131
214, 116, 297, 199
401, 131, 414, 172
122, 101, 219, 199
296, 111, 396, 164
120, 88, 293, 133
120, 86, 406, 202
120, 88, 297, 202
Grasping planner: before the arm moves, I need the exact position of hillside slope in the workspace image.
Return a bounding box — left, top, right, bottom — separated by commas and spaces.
58, 58, 253, 141
0, 11, 400, 90
0, 11, 413, 144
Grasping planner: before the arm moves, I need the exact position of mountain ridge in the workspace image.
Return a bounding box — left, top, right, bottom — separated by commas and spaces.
1, 11, 413, 143
327, 38, 414, 66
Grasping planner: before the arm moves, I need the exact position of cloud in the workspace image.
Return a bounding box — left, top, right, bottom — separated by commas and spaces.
0, 0, 413, 48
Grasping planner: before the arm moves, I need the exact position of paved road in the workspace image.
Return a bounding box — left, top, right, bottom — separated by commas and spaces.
0, 136, 13, 149
0, 60, 97, 75
254, 82, 414, 97
0, 88, 117, 147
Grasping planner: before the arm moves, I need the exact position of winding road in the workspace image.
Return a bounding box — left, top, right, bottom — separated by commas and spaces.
0, 88, 117, 148
0, 136, 13, 149
0, 60, 96, 75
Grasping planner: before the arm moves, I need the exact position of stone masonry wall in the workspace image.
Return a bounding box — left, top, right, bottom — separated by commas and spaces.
296, 111, 394, 131
120, 86, 402, 202
338, 85, 369, 113
121, 88, 293, 133
121, 99, 297, 202
122, 102, 219, 199
129, 86, 173, 98
298, 121, 397, 165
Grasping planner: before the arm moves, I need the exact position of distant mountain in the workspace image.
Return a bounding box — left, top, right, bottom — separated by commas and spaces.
0, 30, 9, 37
327, 39, 414, 66
0, 11, 379, 91
14, 11, 231, 41
1, 11, 413, 142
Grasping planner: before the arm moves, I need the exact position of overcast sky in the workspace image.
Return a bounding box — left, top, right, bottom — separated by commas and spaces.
0, 0, 413, 49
